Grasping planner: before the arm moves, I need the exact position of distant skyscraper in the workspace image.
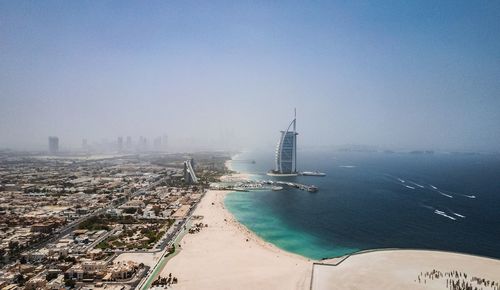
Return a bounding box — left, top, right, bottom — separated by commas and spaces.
82, 138, 88, 150
162, 134, 168, 151
153, 136, 162, 151
48, 136, 59, 154
126, 136, 132, 150
117, 136, 123, 152
269, 109, 298, 175
138, 136, 148, 151
183, 158, 198, 184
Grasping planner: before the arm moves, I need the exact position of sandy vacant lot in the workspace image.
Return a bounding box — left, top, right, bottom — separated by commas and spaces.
313, 250, 500, 290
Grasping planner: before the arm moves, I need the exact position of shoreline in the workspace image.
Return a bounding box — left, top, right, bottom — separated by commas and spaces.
221, 190, 312, 262
156, 156, 500, 290
320, 247, 500, 266
224, 156, 500, 263
156, 158, 313, 289
159, 189, 312, 289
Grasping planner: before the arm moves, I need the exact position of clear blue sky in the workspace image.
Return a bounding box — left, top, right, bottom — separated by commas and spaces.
1, 1, 499, 151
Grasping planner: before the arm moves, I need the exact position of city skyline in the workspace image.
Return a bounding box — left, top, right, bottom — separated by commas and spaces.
0, 2, 499, 290
1, 1, 499, 152
45, 134, 170, 153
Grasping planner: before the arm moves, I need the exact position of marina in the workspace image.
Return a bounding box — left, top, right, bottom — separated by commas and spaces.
215, 179, 319, 193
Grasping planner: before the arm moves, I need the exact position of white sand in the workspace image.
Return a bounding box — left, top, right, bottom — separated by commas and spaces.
313, 250, 500, 290
114, 252, 161, 268
160, 190, 312, 290
156, 165, 500, 290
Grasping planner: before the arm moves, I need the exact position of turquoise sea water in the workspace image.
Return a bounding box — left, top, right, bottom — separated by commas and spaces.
224, 150, 500, 260
225, 191, 358, 259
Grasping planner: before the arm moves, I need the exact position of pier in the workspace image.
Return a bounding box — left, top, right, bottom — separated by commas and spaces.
272, 180, 318, 192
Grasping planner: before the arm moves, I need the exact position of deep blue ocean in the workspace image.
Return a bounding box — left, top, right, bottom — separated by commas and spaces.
225, 150, 500, 260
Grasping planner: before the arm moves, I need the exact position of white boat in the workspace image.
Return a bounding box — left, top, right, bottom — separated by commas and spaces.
307, 185, 318, 192
300, 171, 326, 177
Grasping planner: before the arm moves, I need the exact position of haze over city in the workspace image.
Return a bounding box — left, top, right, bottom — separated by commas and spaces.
1, 1, 499, 152
1, 2, 500, 290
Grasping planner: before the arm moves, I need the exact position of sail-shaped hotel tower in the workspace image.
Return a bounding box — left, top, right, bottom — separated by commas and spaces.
268, 109, 299, 176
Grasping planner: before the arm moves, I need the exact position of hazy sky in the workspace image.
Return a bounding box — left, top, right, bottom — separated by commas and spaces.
1, 1, 499, 152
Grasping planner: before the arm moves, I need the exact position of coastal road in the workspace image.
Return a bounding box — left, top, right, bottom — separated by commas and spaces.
136, 191, 206, 290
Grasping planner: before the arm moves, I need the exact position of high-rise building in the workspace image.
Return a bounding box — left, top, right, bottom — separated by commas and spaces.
269, 110, 298, 176
183, 158, 198, 184
117, 136, 123, 151
153, 136, 162, 151
138, 136, 148, 151
48, 136, 59, 154
126, 136, 132, 150
161, 134, 168, 151
82, 138, 88, 150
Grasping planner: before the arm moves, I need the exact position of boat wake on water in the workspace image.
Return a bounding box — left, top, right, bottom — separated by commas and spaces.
452, 212, 466, 218
409, 181, 425, 188
387, 176, 478, 201
434, 188, 477, 200
421, 204, 465, 221
420, 203, 435, 210
434, 210, 457, 221
438, 191, 453, 198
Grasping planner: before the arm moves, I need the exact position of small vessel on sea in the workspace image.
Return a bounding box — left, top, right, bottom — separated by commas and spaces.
300, 171, 326, 177
307, 185, 318, 192
272, 186, 283, 191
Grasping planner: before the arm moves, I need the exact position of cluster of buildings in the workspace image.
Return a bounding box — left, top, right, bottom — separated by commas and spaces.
0, 155, 169, 261
48, 135, 169, 155
0, 151, 229, 289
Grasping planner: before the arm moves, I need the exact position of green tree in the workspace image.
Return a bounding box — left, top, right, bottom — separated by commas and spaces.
46, 272, 58, 281
64, 279, 76, 288
14, 274, 25, 286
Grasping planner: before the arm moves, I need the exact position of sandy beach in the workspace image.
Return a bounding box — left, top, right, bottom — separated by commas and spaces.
152, 157, 500, 290
313, 250, 500, 290
157, 187, 500, 290
159, 189, 312, 290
